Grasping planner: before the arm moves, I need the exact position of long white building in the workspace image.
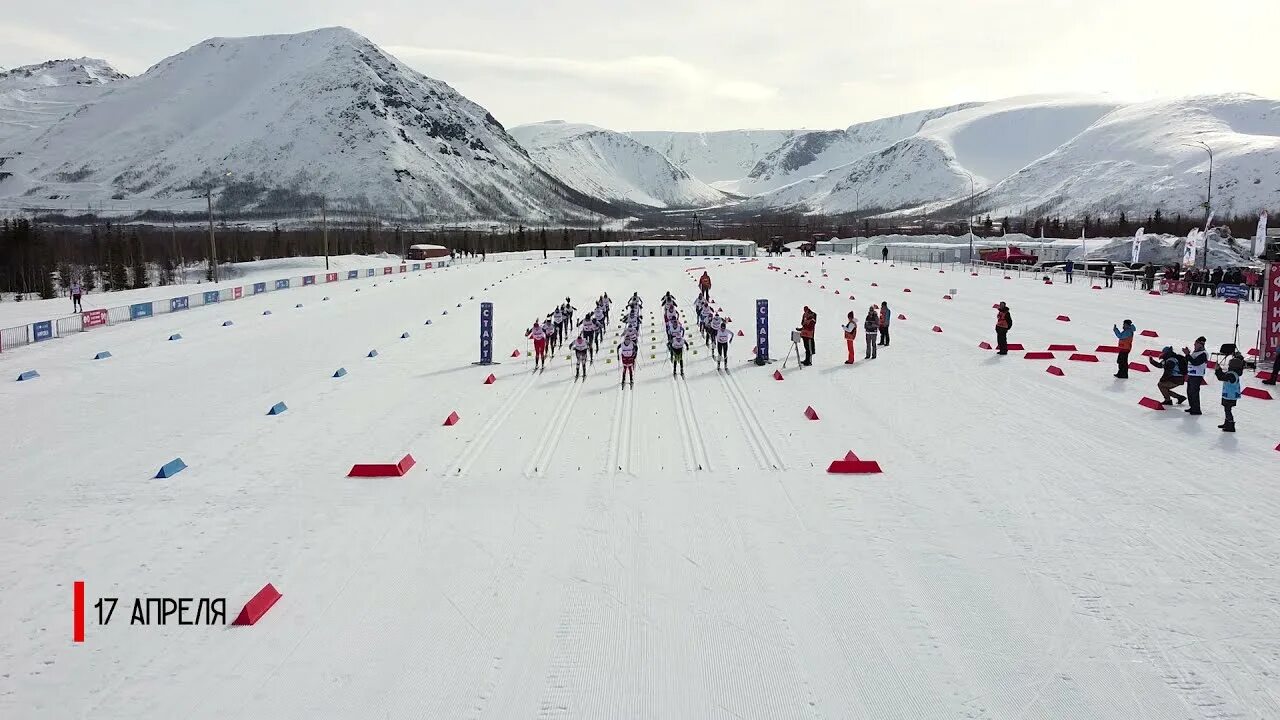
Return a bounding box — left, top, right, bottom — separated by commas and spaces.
574, 239, 757, 258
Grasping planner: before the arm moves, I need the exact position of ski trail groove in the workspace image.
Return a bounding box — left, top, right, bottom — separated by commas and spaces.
526, 377, 585, 477
723, 368, 785, 469
618, 386, 634, 474
453, 369, 541, 475
675, 377, 711, 471
716, 367, 771, 470
670, 379, 697, 471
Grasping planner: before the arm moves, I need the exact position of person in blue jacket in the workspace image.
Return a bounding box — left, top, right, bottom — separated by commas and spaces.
1214, 352, 1245, 432
1064, 259, 1075, 284
1112, 319, 1135, 378
1149, 346, 1187, 405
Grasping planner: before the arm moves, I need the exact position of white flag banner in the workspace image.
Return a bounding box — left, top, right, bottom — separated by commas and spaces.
1256, 212, 1269, 258
1132, 227, 1144, 263
1182, 228, 1199, 268
1204, 211, 1215, 232
1080, 228, 1087, 259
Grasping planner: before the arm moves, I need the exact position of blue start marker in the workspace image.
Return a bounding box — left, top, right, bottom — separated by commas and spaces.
263, 310, 272, 315
401, 332, 410, 339
93, 351, 112, 360
17, 370, 40, 381
267, 401, 288, 416
333, 367, 347, 378
222, 320, 234, 326
156, 458, 187, 479
168, 333, 183, 341
367, 349, 379, 358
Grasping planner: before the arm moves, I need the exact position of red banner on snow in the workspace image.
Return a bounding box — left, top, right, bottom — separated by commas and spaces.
326, 272, 338, 283
82, 309, 108, 328
233, 286, 243, 300
399, 264, 407, 273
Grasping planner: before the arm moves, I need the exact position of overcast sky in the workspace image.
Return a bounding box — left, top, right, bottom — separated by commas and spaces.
3, 0, 1277, 131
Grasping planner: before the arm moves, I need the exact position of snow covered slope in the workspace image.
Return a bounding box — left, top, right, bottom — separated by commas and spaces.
510, 121, 725, 209
0, 29, 607, 221
975, 93, 1280, 218
731, 103, 979, 196
625, 129, 799, 188
0, 58, 125, 145
749, 95, 1121, 215
2, 255, 1276, 718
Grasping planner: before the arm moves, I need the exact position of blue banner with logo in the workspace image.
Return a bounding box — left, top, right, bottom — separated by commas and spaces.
1217, 284, 1248, 299
32, 320, 53, 342
347, 270, 359, 280
275, 279, 290, 290
302, 275, 315, 286
366, 269, 376, 277
130, 302, 153, 320
479, 301, 493, 365
203, 291, 220, 304
170, 296, 189, 312
412, 263, 421, 271
755, 299, 769, 362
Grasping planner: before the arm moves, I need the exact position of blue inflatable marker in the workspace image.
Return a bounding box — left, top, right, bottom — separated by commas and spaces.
169, 333, 183, 341
323, 296, 330, 301
355, 288, 360, 292
93, 351, 112, 360
367, 349, 379, 358
470, 296, 474, 300
16, 370, 40, 381
442, 310, 448, 316
333, 367, 347, 378
295, 303, 303, 308
424, 319, 433, 325
401, 332, 410, 339
156, 458, 187, 479
263, 310, 272, 316
456, 303, 462, 307
267, 401, 288, 416
222, 320, 234, 326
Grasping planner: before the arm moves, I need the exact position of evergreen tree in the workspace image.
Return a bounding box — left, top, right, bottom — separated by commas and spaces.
1153, 208, 1163, 230
81, 266, 97, 293
109, 254, 129, 292
38, 262, 56, 299
983, 215, 993, 235
160, 255, 176, 286
1117, 211, 1128, 234
57, 263, 74, 292
131, 229, 149, 288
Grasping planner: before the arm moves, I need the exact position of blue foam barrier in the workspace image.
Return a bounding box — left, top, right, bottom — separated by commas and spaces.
93, 352, 112, 360
222, 320, 234, 326
323, 296, 330, 301
17, 370, 40, 381
401, 332, 410, 339
263, 310, 272, 315
156, 458, 187, 479
295, 303, 303, 308
424, 319, 433, 325
442, 310, 448, 315
168, 333, 182, 341
267, 401, 288, 416
367, 349, 379, 358
333, 367, 347, 378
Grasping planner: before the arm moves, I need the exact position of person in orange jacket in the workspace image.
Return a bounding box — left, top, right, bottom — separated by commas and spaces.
995, 302, 1013, 355
698, 271, 712, 301
798, 306, 817, 366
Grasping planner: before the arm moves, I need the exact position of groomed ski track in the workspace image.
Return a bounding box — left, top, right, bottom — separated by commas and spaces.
2, 252, 1278, 719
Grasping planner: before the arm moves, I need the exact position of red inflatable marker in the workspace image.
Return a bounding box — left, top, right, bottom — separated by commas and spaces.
231, 583, 282, 626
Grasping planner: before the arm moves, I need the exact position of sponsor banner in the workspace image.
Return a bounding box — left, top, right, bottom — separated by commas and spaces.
366, 269, 376, 277
326, 273, 338, 282
302, 275, 316, 286
130, 302, 153, 320
1159, 280, 1188, 294
479, 302, 494, 365
412, 264, 421, 271
32, 320, 53, 342
399, 264, 407, 273
233, 286, 243, 300
1263, 262, 1280, 362
1217, 284, 1248, 299
253, 282, 266, 294
170, 296, 190, 312
82, 309, 108, 329
203, 291, 220, 305
275, 279, 290, 290
755, 299, 769, 360
383, 266, 393, 275
348, 270, 360, 280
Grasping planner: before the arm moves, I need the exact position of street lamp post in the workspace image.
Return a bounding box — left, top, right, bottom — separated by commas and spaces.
961, 171, 976, 264
1184, 140, 1213, 268
205, 171, 231, 283
853, 188, 861, 256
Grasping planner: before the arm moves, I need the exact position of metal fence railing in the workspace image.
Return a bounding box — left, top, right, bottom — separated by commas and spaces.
0, 259, 450, 355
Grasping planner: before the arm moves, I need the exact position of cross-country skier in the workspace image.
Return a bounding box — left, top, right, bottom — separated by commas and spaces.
580, 314, 598, 362
1182, 337, 1208, 415
526, 318, 549, 369
563, 298, 575, 325
618, 335, 638, 387
714, 322, 733, 370
671, 329, 687, 377
572, 332, 590, 380
698, 271, 712, 301
1214, 352, 1245, 432
552, 306, 566, 343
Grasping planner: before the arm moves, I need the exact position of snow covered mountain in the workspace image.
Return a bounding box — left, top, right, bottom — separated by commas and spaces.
510, 121, 725, 209
0, 29, 609, 221
624, 129, 799, 189
0, 58, 126, 145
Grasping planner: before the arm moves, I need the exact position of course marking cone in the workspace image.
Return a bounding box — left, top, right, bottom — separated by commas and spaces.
1138, 397, 1165, 410
348, 454, 416, 477
773, 370, 784, 381
484, 373, 496, 385
804, 406, 820, 420
231, 583, 282, 626
1046, 365, 1064, 376
443, 411, 461, 426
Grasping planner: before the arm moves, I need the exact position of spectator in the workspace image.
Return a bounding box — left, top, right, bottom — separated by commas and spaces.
1113, 319, 1135, 378
798, 306, 816, 366
1214, 353, 1245, 432
1149, 346, 1187, 405
1104, 260, 1115, 288
1064, 259, 1075, 284
878, 301, 891, 346
995, 302, 1012, 355
1182, 337, 1208, 415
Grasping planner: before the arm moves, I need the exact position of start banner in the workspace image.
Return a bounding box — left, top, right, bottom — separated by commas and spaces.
1262, 262, 1280, 363
82, 309, 108, 329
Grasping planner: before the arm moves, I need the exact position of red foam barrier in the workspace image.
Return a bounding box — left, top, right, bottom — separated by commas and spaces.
1056, 315, 1071, 322
1092, 285, 1102, 290
932, 326, 943, 333
1003, 276, 1011, 280
1023, 351, 1055, 360
871, 282, 878, 287
979, 341, 993, 350
1242, 387, 1273, 400
943, 294, 952, 300
1247, 347, 1260, 357
1148, 290, 1161, 295
1140, 329, 1158, 337
1069, 353, 1099, 362
1048, 344, 1078, 352
1259, 371, 1275, 382
1138, 396, 1165, 410
938, 270, 945, 274
1043, 279, 1053, 285
773, 370, 784, 381
903, 288, 911, 292
897, 313, 906, 320
348, 454, 417, 478
443, 411, 460, 426
1006, 343, 1025, 351
1046, 365, 1064, 376
971, 272, 979, 276
1095, 345, 1122, 353
231, 583, 282, 626
820, 285, 826, 289
804, 406, 820, 420
511, 349, 521, 357
1141, 349, 1162, 358
1128, 362, 1150, 372
828, 459, 882, 474
484, 374, 496, 385
737, 329, 745, 336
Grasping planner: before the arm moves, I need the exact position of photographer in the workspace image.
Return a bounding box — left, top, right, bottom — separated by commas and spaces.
797, 306, 817, 366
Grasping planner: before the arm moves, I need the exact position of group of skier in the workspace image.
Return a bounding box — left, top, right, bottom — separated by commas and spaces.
690, 292, 735, 371
526, 295, 604, 371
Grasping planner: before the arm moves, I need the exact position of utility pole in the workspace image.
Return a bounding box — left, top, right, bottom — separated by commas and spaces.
206, 186, 218, 283
1184, 140, 1213, 268
321, 198, 329, 271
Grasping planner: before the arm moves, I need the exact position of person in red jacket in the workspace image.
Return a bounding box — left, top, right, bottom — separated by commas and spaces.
798, 306, 817, 366
995, 302, 1012, 355
842, 311, 858, 364
698, 271, 712, 301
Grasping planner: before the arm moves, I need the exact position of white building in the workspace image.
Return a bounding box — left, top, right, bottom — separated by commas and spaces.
574, 239, 757, 258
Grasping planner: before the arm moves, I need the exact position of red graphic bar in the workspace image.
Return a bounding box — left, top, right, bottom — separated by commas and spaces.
74, 581, 85, 643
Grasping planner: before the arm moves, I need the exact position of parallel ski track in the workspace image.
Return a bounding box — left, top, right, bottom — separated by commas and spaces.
452, 369, 541, 475
672, 376, 711, 471
525, 374, 586, 477
606, 383, 635, 475
715, 362, 785, 471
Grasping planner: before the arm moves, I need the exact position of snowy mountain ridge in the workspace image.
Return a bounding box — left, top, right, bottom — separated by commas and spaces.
0, 58, 127, 146
509, 121, 726, 209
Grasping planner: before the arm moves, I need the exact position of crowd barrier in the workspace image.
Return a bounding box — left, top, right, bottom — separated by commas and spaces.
0, 260, 448, 353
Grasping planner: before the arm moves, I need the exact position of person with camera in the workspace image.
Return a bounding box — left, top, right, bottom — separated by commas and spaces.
798, 306, 817, 366
863, 305, 879, 360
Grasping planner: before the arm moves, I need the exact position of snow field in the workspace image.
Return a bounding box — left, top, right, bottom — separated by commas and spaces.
1, 254, 1277, 718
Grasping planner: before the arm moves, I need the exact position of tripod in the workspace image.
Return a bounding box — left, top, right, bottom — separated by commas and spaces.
782, 334, 804, 369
